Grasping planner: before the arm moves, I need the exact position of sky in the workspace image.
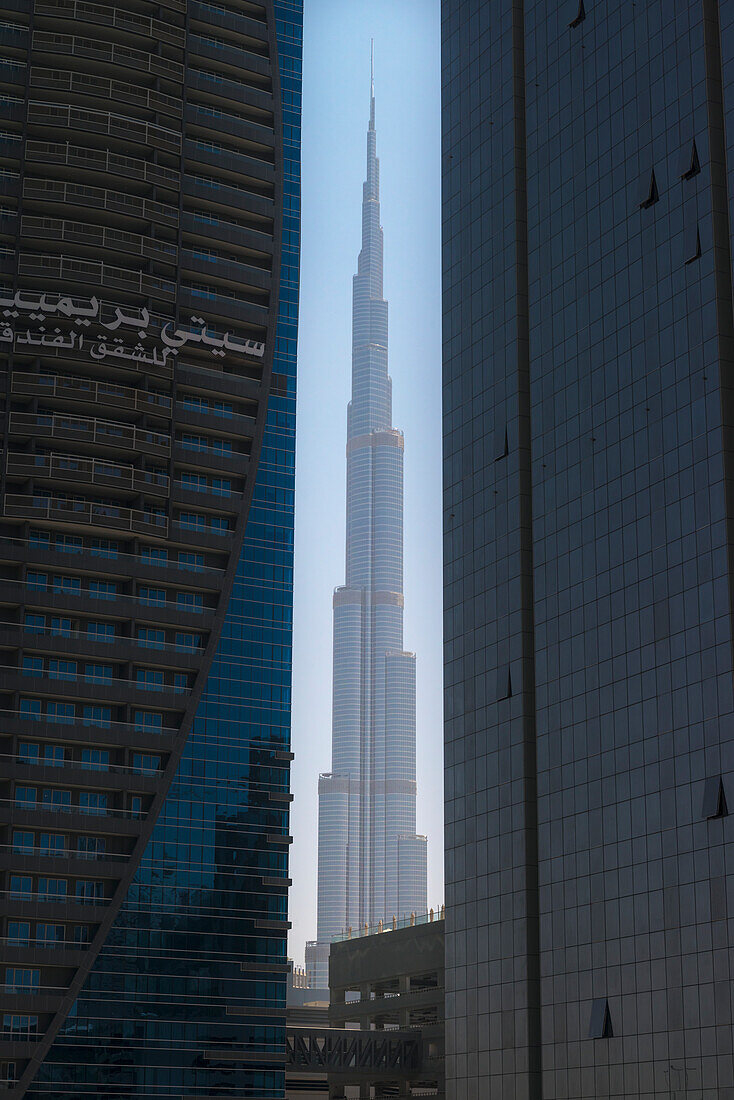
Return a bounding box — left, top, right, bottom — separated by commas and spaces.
288, 0, 443, 966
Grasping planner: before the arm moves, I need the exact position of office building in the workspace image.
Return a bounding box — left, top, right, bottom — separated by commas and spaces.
443, 1, 734, 1097
0, 0, 301, 1095
306, 67, 427, 989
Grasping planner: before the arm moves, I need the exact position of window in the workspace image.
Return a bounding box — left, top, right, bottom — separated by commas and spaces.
89, 580, 116, 600
91, 538, 118, 559
139, 587, 165, 606
3, 1015, 39, 1037
12, 832, 34, 854
137, 627, 165, 650
210, 516, 230, 534
53, 575, 80, 595
177, 592, 203, 613
26, 571, 47, 590
50, 617, 72, 637
77, 836, 106, 859
55, 534, 82, 554
141, 546, 168, 565
42, 789, 71, 811
24, 613, 45, 634
7, 923, 30, 946
82, 705, 111, 729
136, 669, 164, 692
75, 880, 104, 904
212, 477, 231, 496
173, 673, 188, 694
130, 796, 142, 817
39, 834, 65, 856
84, 663, 113, 684
589, 998, 613, 1039
79, 792, 107, 816
9, 876, 32, 900
179, 551, 204, 572
30, 528, 50, 548
36, 924, 64, 945
20, 698, 42, 720
80, 749, 109, 772
38, 877, 67, 901
175, 632, 201, 651
49, 659, 77, 682
134, 711, 162, 734
181, 472, 208, 492
42, 745, 65, 767
179, 511, 206, 531
87, 621, 115, 643
14, 787, 37, 808
47, 701, 74, 724
133, 754, 161, 776
569, 0, 585, 26
5, 969, 40, 994
22, 656, 43, 677
73, 925, 91, 944
18, 743, 39, 764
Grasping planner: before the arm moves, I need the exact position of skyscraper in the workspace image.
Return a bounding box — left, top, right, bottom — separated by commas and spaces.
0, 1, 301, 1096
444, 1, 734, 1097
306, 66, 427, 989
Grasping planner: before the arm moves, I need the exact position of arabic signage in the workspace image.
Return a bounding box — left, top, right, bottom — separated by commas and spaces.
0, 291, 266, 365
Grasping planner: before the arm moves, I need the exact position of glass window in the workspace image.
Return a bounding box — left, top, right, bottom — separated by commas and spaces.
178, 552, 204, 572
18, 742, 39, 764
75, 880, 104, 904
136, 669, 164, 692
137, 627, 165, 650
89, 580, 116, 600
39, 834, 65, 856
4, 969, 40, 993
19, 698, 42, 720
26, 571, 47, 590
82, 705, 111, 729
80, 749, 109, 772
36, 924, 64, 945
50, 617, 72, 637
7, 922, 30, 946
73, 925, 91, 944
87, 621, 115, 643
77, 836, 106, 859
22, 656, 43, 676
24, 613, 45, 634
14, 787, 37, 808
139, 587, 165, 606
42, 745, 65, 767
42, 789, 71, 811
177, 592, 203, 612
79, 792, 107, 816
9, 876, 32, 900
53, 576, 80, 595
47, 701, 74, 724
38, 877, 67, 900
133, 754, 161, 776
175, 632, 201, 651
134, 711, 162, 733
173, 673, 188, 694
141, 546, 168, 565
3, 1014, 39, 1036
30, 529, 50, 548
179, 511, 206, 531
55, 534, 82, 554
49, 659, 77, 682
130, 796, 142, 817
91, 538, 118, 559
12, 832, 34, 854
84, 663, 113, 684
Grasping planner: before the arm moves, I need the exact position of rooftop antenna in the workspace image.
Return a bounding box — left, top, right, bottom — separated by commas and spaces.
370, 38, 375, 127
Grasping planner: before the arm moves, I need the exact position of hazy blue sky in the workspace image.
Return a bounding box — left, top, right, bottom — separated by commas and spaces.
289, 0, 443, 966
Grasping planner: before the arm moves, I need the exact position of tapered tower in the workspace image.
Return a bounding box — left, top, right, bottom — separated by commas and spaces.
306, 61, 427, 988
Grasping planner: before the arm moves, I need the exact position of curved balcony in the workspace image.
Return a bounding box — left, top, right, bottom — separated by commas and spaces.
23, 177, 179, 228
7, 452, 170, 499
181, 209, 273, 257
11, 372, 172, 417
184, 103, 274, 169
27, 102, 182, 156
29, 67, 183, 121
183, 137, 275, 192
21, 216, 179, 267
8, 412, 171, 458
4, 495, 169, 538
18, 253, 176, 301
32, 31, 184, 84
188, 0, 268, 51
34, 0, 185, 49
187, 33, 270, 83
183, 174, 273, 223
25, 139, 180, 189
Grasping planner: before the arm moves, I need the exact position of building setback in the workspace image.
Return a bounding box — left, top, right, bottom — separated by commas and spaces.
0, 0, 301, 1096
443, 1, 734, 1098
307, 71, 427, 989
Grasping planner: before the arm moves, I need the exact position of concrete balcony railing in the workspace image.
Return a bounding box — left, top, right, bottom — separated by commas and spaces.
7, 452, 171, 498
4, 494, 169, 537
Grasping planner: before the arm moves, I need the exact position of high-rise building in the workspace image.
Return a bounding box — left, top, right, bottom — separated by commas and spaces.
443, 1, 734, 1097
306, 69, 427, 989
0, 1, 301, 1096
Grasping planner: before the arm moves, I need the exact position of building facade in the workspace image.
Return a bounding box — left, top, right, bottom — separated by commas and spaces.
306, 75, 427, 989
0, 1, 301, 1096
443, 1, 734, 1098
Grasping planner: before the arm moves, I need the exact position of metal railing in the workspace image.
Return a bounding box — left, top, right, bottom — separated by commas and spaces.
35, 0, 186, 47
5, 495, 169, 536
332, 906, 446, 943
9, 412, 171, 456
7, 451, 170, 496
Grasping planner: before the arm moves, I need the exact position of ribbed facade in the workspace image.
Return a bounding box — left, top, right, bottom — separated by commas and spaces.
306, 81, 427, 989
0, 1, 300, 1096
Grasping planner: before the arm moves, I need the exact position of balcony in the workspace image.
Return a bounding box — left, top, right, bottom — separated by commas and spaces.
188, 0, 268, 51
18, 253, 176, 301
4, 494, 169, 537
25, 139, 180, 189
7, 452, 171, 498
34, 0, 186, 48
11, 372, 173, 415
23, 177, 179, 226
21, 215, 179, 266
29, 67, 183, 120
27, 101, 182, 155
32, 31, 185, 83
8, 412, 171, 457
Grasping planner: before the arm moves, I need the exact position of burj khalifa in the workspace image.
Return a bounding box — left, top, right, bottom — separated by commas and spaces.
305, 64, 428, 988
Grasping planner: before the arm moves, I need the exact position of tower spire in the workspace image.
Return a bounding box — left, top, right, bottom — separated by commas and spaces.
370, 39, 375, 129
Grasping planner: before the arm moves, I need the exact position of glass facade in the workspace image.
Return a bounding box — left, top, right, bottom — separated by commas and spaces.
307, 81, 427, 989
444, 1, 734, 1097
0, 1, 301, 1097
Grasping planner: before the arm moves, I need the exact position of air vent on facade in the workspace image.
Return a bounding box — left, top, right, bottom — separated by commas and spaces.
589, 998, 613, 1039
702, 776, 728, 819
640, 169, 659, 209
570, 0, 586, 27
